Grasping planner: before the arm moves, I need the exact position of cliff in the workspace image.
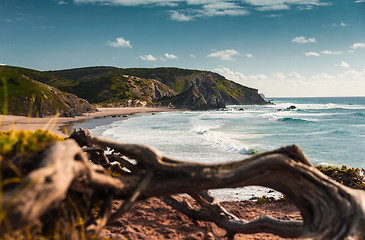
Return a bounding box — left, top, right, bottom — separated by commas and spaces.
50, 67, 269, 110
48, 71, 175, 107
0, 66, 96, 117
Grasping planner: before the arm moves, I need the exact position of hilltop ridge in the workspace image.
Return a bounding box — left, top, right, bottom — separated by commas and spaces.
49, 66, 269, 109
0, 65, 269, 117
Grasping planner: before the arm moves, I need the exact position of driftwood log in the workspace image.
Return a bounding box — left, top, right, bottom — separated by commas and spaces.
1, 129, 365, 239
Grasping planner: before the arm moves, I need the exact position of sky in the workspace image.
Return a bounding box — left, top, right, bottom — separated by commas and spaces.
0, 0, 365, 97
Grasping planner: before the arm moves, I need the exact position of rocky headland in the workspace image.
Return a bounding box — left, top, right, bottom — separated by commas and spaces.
49, 66, 270, 110
1, 65, 270, 117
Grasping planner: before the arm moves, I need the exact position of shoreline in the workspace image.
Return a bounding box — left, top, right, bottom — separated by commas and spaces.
0, 107, 178, 137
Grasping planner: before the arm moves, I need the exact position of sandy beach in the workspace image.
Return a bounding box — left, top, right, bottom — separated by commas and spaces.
1, 106, 304, 239
0, 107, 176, 137
102, 196, 301, 240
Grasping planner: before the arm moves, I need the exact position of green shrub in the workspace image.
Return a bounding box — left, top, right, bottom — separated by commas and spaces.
256, 196, 275, 204
316, 165, 365, 190
0, 129, 63, 159
0, 130, 102, 239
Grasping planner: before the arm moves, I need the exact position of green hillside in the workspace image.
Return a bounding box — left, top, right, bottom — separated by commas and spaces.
50, 67, 269, 109
0, 66, 95, 117
2, 65, 77, 88
0, 65, 268, 113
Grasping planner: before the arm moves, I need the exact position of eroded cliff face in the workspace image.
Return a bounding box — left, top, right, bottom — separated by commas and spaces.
18, 81, 96, 117
158, 80, 226, 110
155, 70, 268, 110
158, 83, 222, 110
46, 66, 269, 110
121, 75, 176, 102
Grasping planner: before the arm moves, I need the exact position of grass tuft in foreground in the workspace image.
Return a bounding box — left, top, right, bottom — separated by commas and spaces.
0, 130, 105, 239
0, 129, 63, 159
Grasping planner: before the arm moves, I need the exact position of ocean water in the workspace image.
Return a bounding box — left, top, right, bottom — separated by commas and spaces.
78, 97, 365, 200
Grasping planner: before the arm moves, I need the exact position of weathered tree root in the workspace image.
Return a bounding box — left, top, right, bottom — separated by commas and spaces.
2, 129, 365, 240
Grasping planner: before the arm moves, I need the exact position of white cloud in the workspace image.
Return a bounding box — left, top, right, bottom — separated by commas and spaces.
74, 0, 330, 9
74, 0, 173, 6
247, 74, 268, 80
273, 72, 286, 80
106, 36, 132, 48
157, 2, 178, 6
214, 68, 247, 82
304, 51, 320, 57
341, 69, 365, 79
138, 54, 157, 61
265, 13, 283, 17
199, 2, 249, 17
0, 18, 12, 22
292, 36, 317, 44
74, 0, 330, 21
75, 0, 249, 21
256, 4, 289, 11
336, 61, 350, 68
312, 72, 335, 80
245, 53, 254, 58
241, 0, 330, 11
169, 11, 193, 21
355, 0, 365, 3
241, 69, 365, 97
288, 72, 302, 79
351, 42, 365, 49
322, 22, 349, 28
169, 2, 249, 21
321, 50, 342, 55
164, 53, 178, 59
0, 63, 6, 66
57, 0, 68, 4
189, 54, 196, 58
207, 49, 239, 61
212, 67, 365, 97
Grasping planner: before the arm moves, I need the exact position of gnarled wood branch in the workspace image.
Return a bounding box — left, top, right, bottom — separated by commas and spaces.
90, 137, 365, 239
2, 129, 365, 240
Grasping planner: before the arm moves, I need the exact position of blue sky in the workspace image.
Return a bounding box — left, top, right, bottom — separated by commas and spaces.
0, 0, 364, 97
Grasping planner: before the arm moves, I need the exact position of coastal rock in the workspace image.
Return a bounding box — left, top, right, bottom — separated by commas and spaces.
159, 82, 225, 110
116, 68, 269, 110
48, 66, 270, 110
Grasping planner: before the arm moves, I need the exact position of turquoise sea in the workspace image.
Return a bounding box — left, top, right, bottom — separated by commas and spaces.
77, 97, 365, 200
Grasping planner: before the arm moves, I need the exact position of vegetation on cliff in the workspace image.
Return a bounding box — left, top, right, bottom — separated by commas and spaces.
56, 73, 175, 107
49, 66, 269, 109
0, 66, 96, 117
1, 65, 269, 114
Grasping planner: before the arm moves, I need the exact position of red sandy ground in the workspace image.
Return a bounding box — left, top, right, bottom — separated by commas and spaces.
102, 196, 302, 240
